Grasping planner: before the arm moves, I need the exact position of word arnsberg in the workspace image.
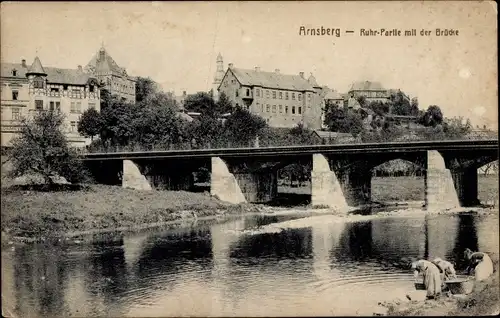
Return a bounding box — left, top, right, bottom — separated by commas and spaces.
299, 26, 341, 37
360, 28, 459, 36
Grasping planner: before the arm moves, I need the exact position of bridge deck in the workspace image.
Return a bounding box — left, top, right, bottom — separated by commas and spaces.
81, 140, 498, 161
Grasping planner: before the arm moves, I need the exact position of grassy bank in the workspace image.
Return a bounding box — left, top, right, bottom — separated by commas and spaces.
1, 184, 258, 240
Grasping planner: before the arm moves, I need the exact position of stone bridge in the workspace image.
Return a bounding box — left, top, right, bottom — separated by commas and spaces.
81, 140, 498, 211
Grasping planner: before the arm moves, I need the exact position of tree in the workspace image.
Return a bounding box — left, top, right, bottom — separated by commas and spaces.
184, 92, 218, 117
356, 95, 368, 108
223, 106, 267, 147
77, 108, 103, 142
410, 97, 419, 116
419, 105, 444, 127
289, 123, 317, 145
7, 110, 89, 186
391, 91, 412, 116
132, 92, 186, 148
135, 76, 158, 103
98, 95, 139, 147
216, 92, 234, 115
323, 105, 364, 136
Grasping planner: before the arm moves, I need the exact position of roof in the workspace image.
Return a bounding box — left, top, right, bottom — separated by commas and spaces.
45, 67, 95, 85
1, 61, 95, 85
85, 47, 128, 77
1, 62, 29, 78
27, 56, 46, 75
349, 80, 386, 92
227, 68, 316, 92
324, 90, 343, 100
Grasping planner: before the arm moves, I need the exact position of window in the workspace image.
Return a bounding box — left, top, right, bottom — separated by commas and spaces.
272, 91, 276, 99
285, 92, 289, 100
308, 94, 311, 101
266, 90, 270, 98
272, 105, 276, 113
34, 77, 44, 88
298, 94, 302, 101
279, 105, 283, 113
12, 90, 18, 100
256, 89, 260, 97
76, 102, 82, 113
246, 88, 250, 96
235, 90, 239, 98
12, 108, 20, 120
266, 104, 270, 112
35, 100, 43, 110
292, 93, 296, 100
70, 102, 76, 113
279, 92, 283, 99
298, 106, 302, 114
51, 87, 59, 92
70, 121, 76, 132
12, 69, 17, 76
63, 84, 68, 91
55, 101, 61, 111
285, 106, 289, 113
292, 106, 296, 114
89, 103, 96, 109
49, 101, 55, 111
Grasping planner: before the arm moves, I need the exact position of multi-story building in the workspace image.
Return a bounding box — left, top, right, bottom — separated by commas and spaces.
84, 46, 136, 103
347, 80, 390, 103
217, 63, 324, 129
1, 56, 101, 148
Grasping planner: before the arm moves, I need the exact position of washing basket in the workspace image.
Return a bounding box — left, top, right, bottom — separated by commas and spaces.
445, 278, 475, 295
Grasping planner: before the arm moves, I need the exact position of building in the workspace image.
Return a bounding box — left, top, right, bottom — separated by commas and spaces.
212, 53, 225, 102
347, 80, 390, 103
1, 56, 101, 148
84, 46, 136, 103
217, 63, 324, 129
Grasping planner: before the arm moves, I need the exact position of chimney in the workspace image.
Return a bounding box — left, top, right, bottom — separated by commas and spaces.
275, 69, 280, 74
228, 63, 234, 69
21, 59, 27, 68
255, 67, 260, 72
299, 72, 304, 78
77, 65, 83, 72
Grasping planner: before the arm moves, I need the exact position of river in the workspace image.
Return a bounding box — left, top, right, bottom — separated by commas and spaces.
2, 208, 499, 317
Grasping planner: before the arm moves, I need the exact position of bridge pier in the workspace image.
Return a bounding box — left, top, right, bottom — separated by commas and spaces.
311, 154, 348, 209
425, 150, 460, 211
210, 157, 278, 204
123, 160, 152, 191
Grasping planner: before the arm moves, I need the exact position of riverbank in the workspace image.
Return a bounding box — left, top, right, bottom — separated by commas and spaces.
1, 184, 261, 243
381, 267, 499, 316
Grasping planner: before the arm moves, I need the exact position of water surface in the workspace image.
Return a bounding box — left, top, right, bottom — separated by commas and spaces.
2, 210, 498, 316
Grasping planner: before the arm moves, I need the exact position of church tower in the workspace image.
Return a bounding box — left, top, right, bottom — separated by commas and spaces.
212, 53, 224, 101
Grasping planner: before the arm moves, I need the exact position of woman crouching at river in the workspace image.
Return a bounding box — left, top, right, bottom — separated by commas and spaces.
464, 248, 494, 281
412, 260, 442, 299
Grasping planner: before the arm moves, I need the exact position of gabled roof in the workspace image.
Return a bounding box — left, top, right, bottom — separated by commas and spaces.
226, 67, 316, 92
349, 80, 386, 92
27, 56, 46, 75
85, 47, 128, 77
1, 62, 29, 78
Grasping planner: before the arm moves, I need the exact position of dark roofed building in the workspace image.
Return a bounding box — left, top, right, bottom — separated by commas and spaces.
217, 62, 324, 129
348, 80, 390, 103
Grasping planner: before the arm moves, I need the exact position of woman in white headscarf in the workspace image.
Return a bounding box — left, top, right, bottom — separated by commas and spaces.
464, 248, 494, 281
412, 259, 442, 299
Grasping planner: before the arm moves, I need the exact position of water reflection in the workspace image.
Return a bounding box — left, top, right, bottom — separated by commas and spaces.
3, 211, 498, 317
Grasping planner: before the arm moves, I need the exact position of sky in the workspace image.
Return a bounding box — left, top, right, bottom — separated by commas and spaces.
1, 1, 497, 129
